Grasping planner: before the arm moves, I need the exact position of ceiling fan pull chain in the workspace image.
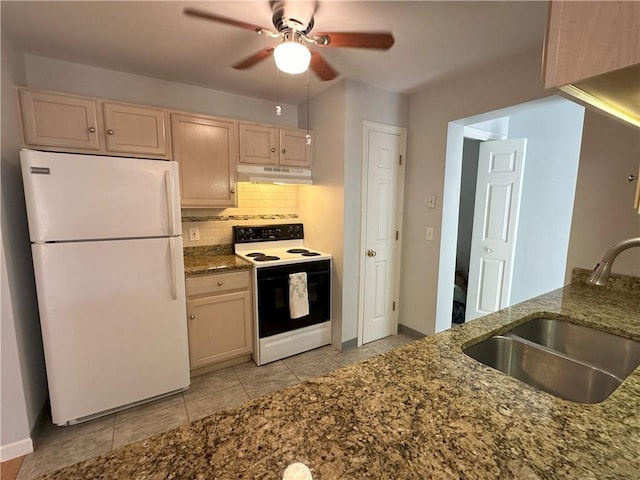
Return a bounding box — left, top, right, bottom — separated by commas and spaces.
305, 68, 311, 146
275, 67, 282, 117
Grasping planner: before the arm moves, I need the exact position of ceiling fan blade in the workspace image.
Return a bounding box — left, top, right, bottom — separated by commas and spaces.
310, 51, 338, 81
183, 7, 270, 33
313, 32, 395, 50
233, 48, 275, 70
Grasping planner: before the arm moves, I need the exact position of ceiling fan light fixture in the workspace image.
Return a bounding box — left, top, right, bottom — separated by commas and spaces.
274, 39, 311, 75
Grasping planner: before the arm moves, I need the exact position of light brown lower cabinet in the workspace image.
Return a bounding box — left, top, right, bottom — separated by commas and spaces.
185, 270, 253, 370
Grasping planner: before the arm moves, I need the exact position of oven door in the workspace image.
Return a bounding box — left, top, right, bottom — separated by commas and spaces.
256, 260, 330, 338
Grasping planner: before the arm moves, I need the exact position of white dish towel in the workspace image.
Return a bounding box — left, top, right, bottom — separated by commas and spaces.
289, 272, 309, 319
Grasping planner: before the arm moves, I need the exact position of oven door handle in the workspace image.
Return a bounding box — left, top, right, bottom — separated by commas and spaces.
258, 271, 329, 283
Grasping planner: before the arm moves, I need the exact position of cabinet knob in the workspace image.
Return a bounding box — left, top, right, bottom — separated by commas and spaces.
230, 188, 236, 194
88, 126, 96, 133
189, 314, 195, 320
107, 129, 115, 135
282, 149, 286, 154
217, 281, 223, 286
271, 147, 276, 153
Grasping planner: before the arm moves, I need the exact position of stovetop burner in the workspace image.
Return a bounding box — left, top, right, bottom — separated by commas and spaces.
246, 252, 265, 257
253, 255, 280, 261
301, 252, 321, 257
287, 248, 309, 254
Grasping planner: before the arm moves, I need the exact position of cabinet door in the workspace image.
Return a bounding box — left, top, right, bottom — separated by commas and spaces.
171, 113, 238, 207
279, 128, 312, 168
19, 89, 101, 150
544, 2, 640, 87
103, 102, 169, 157
239, 123, 278, 165
187, 290, 252, 369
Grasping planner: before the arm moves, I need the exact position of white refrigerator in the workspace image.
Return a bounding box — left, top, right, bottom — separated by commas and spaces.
21, 149, 190, 426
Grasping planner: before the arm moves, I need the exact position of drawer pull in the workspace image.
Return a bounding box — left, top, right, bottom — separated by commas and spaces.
218, 281, 223, 286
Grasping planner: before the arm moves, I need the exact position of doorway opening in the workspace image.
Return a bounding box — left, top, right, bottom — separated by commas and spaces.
437, 96, 585, 332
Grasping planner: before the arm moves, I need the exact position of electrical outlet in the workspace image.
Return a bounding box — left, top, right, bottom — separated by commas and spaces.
426, 227, 434, 241
427, 195, 436, 209
189, 227, 200, 241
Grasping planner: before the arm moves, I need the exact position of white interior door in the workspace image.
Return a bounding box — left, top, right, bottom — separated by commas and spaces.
362, 128, 403, 344
466, 138, 527, 321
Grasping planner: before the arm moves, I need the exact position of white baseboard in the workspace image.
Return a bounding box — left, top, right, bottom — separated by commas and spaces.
1, 437, 33, 461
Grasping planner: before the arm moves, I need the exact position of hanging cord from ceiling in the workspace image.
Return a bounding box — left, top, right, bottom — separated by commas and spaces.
305, 68, 311, 145
275, 67, 282, 116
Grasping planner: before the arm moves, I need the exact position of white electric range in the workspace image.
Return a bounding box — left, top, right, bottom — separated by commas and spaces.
233, 224, 332, 365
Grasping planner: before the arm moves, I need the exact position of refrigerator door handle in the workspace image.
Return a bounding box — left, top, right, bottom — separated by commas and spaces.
164, 170, 177, 236
169, 237, 178, 300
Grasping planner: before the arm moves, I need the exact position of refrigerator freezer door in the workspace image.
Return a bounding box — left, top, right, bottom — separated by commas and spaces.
32, 236, 189, 425
21, 150, 181, 242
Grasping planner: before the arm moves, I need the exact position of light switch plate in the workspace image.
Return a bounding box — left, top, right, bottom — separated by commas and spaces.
189, 227, 200, 241
426, 227, 434, 241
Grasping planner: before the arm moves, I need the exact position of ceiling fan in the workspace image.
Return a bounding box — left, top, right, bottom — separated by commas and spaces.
183, 1, 395, 81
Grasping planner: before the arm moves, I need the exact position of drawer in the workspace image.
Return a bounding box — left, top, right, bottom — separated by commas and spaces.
186, 270, 250, 297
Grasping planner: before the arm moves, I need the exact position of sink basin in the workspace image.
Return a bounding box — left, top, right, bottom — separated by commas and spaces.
509, 318, 640, 379
464, 335, 621, 404
464, 317, 640, 404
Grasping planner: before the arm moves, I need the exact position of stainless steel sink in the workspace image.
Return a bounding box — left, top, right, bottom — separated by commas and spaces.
509, 318, 640, 379
463, 318, 640, 404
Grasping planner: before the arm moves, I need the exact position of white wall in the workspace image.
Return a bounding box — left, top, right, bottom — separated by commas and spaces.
23, 55, 298, 127
509, 98, 585, 304
1, 29, 47, 459
405, 49, 549, 336
565, 111, 640, 279
404, 47, 639, 336
342, 80, 409, 343
298, 80, 409, 347
298, 81, 347, 349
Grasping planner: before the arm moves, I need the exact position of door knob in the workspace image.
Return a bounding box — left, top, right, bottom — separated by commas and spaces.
484, 247, 494, 254
367, 249, 377, 257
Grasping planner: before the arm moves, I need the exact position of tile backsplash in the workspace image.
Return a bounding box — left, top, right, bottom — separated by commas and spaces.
181, 183, 299, 246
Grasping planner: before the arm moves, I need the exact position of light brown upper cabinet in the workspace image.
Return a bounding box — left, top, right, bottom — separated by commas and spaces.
19, 88, 170, 159
239, 123, 312, 168
102, 102, 168, 157
171, 113, 238, 208
279, 128, 313, 168
543, 1, 640, 127
19, 89, 102, 151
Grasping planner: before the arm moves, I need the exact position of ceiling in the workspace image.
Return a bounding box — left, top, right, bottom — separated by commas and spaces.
1, 1, 548, 105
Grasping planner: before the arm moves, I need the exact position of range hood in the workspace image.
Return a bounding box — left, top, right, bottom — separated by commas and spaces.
236, 164, 313, 185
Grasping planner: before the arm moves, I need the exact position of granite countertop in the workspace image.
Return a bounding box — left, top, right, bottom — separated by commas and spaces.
183, 245, 252, 276
41, 275, 640, 479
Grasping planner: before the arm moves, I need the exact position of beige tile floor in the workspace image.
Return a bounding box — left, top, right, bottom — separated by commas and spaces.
17, 333, 415, 480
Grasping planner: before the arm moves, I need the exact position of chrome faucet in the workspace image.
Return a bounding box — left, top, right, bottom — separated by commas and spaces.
587, 237, 640, 286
